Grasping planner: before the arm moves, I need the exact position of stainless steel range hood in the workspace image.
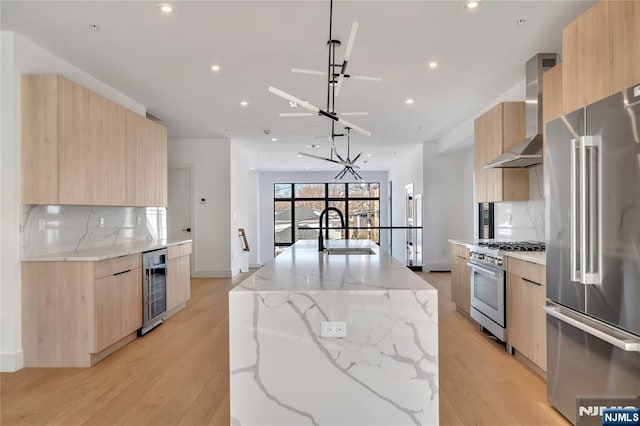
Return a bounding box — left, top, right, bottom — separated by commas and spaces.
484, 53, 558, 169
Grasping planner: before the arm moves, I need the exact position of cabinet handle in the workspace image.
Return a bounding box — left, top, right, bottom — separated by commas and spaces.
456, 255, 466, 259
113, 269, 132, 276
522, 277, 542, 286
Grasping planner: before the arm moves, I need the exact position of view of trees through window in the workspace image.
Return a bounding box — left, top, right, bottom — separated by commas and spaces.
274, 183, 380, 256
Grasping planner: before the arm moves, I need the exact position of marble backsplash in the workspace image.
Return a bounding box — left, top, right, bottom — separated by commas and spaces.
495, 165, 545, 241
21, 205, 167, 257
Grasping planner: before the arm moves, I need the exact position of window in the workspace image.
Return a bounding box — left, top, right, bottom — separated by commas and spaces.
478, 202, 494, 239
274, 182, 380, 255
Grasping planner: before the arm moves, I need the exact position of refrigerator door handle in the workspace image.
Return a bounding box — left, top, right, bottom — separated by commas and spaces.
544, 304, 640, 352
579, 135, 601, 285
570, 138, 581, 282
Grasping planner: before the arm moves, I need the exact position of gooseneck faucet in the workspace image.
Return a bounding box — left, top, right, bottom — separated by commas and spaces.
318, 207, 345, 252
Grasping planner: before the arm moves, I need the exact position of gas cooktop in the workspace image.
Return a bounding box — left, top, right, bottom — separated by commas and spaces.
477, 241, 546, 252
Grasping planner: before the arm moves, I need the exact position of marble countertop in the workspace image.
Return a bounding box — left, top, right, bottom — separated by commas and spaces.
448, 238, 546, 266
504, 251, 546, 266
233, 239, 436, 292
21, 239, 192, 262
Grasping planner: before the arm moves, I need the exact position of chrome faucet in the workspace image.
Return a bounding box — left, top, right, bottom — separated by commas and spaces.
318, 207, 345, 252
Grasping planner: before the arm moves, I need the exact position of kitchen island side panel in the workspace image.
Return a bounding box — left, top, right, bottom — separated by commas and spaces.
229, 289, 439, 426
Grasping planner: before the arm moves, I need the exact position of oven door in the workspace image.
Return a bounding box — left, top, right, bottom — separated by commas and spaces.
468, 261, 505, 327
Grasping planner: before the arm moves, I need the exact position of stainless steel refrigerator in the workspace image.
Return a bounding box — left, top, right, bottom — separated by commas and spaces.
545, 83, 640, 425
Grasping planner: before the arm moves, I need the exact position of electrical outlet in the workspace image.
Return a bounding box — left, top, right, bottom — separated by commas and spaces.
320, 321, 347, 338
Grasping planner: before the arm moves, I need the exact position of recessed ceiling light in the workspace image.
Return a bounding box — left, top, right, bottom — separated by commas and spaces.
240, 101, 249, 107
297, 154, 302, 158
366, 153, 372, 157
464, 1, 480, 9
516, 18, 527, 25
159, 4, 175, 14
210, 65, 221, 72
250, 167, 255, 171
405, 98, 415, 105
428, 61, 438, 69
89, 24, 100, 31
289, 101, 298, 108
271, 137, 278, 142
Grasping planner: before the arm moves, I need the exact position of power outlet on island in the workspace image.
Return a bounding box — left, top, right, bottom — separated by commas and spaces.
320, 321, 347, 338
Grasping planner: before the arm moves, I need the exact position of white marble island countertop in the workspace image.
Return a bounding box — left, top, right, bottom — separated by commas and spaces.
233, 239, 436, 293
230, 240, 439, 426
21, 239, 192, 262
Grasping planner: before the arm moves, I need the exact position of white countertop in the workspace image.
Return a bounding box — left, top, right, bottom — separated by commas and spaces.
233, 239, 436, 292
449, 238, 546, 266
504, 251, 546, 266
21, 239, 192, 262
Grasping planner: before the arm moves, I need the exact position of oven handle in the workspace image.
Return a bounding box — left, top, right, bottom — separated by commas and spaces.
467, 262, 499, 278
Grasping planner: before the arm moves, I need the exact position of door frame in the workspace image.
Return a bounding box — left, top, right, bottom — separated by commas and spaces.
168, 163, 196, 276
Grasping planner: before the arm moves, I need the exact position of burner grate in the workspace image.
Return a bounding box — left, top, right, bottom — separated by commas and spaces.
478, 241, 545, 252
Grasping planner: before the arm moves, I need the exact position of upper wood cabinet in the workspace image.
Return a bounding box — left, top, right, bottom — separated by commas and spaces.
474, 102, 529, 203
21, 74, 167, 207
609, 1, 640, 95
562, 1, 610, 114
562, 1, 640, 114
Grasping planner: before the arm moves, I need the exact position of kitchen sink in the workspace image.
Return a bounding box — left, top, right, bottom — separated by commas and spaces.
325, 247, 376, 255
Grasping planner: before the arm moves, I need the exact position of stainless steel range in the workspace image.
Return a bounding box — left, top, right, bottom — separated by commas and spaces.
468, 241, 545, 342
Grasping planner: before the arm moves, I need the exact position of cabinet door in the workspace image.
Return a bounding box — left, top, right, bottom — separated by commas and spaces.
155, 124, 168, 207
94, 275, 122, 353
507, 272, 547, 371
58, 77, 91, 204
450, 245, 460, 305
610, 1, 640, 95
543, 64, 564, 125
167, 255, 190, 311
126, 110, 145, 206
103, 100, 127, 206
21, 75, 59, 204
459, 254, 471, 315
121, 268, 142, 335
474, 104, 503, 202
141, 119, 158, 206
563, 1, 610, 113
501, 103, 528, 201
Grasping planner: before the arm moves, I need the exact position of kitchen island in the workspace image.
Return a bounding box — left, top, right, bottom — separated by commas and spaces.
229, 240, 438, 426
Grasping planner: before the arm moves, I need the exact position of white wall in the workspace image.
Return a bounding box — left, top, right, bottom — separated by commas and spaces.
256, 170, 389, 264
387, 144, 423, 265
168, 138, 232, 277
0, 31, 147, 372
422, 143, 475, 271
247, 170, 261, 267
230, 143, 251, 275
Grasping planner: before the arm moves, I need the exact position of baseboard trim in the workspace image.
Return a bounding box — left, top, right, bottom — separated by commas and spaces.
191, 270, 233, 278
1, 350, 24, 372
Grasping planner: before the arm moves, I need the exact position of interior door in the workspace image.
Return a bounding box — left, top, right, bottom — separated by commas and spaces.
405, 183, 414, 266
168, 167, 191, 241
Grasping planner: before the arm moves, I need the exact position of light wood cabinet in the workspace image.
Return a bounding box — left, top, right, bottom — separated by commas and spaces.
506, 257, 546, 375
542, 64, 564, 125
562, 1, 610, 114
22, 253, 143, 367
474, 102, 529, 203
610, 1, 640, 95
450, 243, 470, 316
21, 74, 167, 207
167, 242, 192, 312
561, 1, 639, 115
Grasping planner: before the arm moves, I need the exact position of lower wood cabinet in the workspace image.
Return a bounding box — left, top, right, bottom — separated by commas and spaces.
167, 242, 192, 312
450, 243, 471, 316
506, 257, 547, 374
22, 254, 142, 367
94, 268, 142, 353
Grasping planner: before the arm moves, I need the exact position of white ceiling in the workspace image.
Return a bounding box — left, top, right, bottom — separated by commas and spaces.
1, 0, 593, 171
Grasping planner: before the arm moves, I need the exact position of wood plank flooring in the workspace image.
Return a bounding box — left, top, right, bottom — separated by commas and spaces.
1, 271, 569, 425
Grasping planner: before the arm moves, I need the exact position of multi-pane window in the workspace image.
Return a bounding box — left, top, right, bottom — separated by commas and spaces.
274, 182, 380, 255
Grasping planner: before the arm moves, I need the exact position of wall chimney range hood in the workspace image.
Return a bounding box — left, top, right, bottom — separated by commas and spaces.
484, 53, 557, 169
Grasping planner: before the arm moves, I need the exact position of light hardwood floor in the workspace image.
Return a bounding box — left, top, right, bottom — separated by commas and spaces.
1, 271, 569, 425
